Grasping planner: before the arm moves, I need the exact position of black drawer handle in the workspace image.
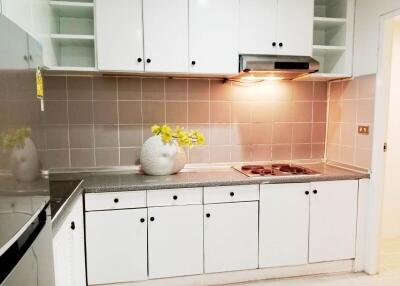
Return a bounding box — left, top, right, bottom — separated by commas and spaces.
173, 195, 178, 200
140, 218, 145, 223
150, 217, 155, 222
206, 213, 211, 218
313, 190, 318, 194
230, 192, 235, 197
70, 221, 75, 230
146, 58, 151, 63
137, 57, 142, 63
114, 198, 119, 203
305, 191, 309, 195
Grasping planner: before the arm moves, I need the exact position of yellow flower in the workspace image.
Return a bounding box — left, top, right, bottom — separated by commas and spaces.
151, 124, 161, 135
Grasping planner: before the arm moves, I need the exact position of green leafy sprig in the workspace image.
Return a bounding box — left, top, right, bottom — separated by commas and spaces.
1, 127, 32, 151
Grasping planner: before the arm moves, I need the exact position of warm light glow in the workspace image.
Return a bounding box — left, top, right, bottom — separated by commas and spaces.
240, 75, 285, 82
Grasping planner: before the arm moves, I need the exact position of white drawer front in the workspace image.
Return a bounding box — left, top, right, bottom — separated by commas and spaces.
85, 191, 146, 211
204, 185, 259, 204
147, 188, 203, 207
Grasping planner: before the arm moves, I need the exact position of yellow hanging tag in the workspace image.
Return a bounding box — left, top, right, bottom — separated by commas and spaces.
36, 67, 43, 98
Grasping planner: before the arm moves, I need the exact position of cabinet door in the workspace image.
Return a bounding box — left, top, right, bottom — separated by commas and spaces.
239, 0, 277, 54
276, 0, 313, 56
53, 223, 74, 286
259, 183, 310, 268
28, 34, 42, 69
53, 196, 85, 286
95, 0, 144, 71
69, 197, 86, 286
189, 0, 239, 74
309, 180, 358, 263
148, 205, 203, 279
204, 202, 258, 273
143, 0, 188, 73
86, 208, 148, 285
1, 0, 33, 35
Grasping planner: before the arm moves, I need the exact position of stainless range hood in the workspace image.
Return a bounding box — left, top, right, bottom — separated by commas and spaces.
238, 54, 319, 80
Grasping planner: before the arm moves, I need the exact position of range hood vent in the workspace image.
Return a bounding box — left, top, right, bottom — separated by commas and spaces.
238, 54, 320, 80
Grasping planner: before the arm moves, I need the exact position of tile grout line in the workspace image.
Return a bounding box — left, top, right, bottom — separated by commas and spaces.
116, 77, 121, 166
65, 75, 71, 168
91, 76, 96, 167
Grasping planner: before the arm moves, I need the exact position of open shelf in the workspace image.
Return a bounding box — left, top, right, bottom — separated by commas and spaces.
314, 0, 347, 18
51, 34, 94, 46
314, 17, 346, 29
313, 45, 346, 56
50, 1, 94, 18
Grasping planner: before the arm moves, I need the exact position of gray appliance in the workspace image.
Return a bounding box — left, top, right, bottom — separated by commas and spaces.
238, 54, 320, 80
0, 15, 55, 286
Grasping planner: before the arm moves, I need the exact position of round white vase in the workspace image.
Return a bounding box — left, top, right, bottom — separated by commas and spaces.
10, 138, 40, 182
140, 135, 186, 176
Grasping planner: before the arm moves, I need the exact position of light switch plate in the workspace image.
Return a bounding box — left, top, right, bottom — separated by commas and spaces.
358, 125, 369, 135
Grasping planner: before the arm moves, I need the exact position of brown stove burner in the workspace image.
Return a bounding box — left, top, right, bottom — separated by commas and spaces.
241, 165, 264, 171
251, 168, 272, 175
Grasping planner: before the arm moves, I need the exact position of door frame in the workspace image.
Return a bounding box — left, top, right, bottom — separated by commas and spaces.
366, 7, 400, 275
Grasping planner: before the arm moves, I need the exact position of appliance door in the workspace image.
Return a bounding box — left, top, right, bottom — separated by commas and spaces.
0, 206, 55, 286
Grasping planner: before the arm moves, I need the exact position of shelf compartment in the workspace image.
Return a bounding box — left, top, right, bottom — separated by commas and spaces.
51, 34, 95, 46
314, 17, 346, 29
313, 45, 346, 56
314, 0, 347, 18
50, 1, 94, 18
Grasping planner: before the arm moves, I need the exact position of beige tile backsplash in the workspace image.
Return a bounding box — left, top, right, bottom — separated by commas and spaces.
326, 74, 375, 169
41, 75, 329, 169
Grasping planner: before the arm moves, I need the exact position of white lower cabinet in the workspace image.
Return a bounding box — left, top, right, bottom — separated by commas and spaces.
148, 205, 203, 278
259, 183, 310, 268
85, 208, 148, 285
309, 180, 359, 263
204, 201, 259, 273
53, 196, 86, 286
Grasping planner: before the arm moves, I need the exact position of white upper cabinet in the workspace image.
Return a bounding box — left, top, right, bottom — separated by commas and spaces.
239, 0, 277, 55
148, 205, 204, 279
239, 0, 313, 56
189, 0, 239, 74
309, 180, 358, 263
259, 184, 310, 268
1, 0, 33, 35
96, 0, 144, 72
276, 0, 314, 56
143, 0, 189, 73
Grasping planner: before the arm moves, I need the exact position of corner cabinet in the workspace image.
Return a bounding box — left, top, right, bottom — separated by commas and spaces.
239, 0, 314, 56
53, 196, 86, 286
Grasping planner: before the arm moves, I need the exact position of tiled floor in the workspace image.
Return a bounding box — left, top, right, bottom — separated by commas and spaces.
223, 238, 400, 286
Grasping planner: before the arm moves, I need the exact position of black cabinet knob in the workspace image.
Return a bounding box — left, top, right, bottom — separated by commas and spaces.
146, 58, 151, 63
140, 218, 145, 223
150, 217, 155, 222
173, 195, 178, 200
70, 221, 75, 230
191, 60, 196, 65
313, 190, 318, 194
114, 198, 119, 203
279, 42, 283, 47
272, 42, 277, 47
305, 191, 309, 195
137, 57, 142, 63
230, 192, 235, 197
206, 213, 211, 218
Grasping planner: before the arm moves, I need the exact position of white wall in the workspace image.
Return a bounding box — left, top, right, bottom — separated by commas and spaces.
353, 0, 400, 76
382, 20, 400, 239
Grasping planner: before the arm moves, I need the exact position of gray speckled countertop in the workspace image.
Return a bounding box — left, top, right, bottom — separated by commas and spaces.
50, 163, 370, 194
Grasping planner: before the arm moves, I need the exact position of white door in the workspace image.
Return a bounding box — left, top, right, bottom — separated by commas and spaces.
259, 183, 310, 268
143, 0, 188, 73
309, 180, 358, 263
239, 0, 277, 54
189, 0, 239, 74
148, 205, 203, 279
204, 202, 258, 273
276, 0, 314, 56
53, 222, 74, 286
69, 197, 86, 286
95, 0, 144, 71
86, 208, 148, 285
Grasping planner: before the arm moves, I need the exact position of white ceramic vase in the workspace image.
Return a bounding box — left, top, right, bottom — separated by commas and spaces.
140, 135, 186, 176
10, 138, 40, 182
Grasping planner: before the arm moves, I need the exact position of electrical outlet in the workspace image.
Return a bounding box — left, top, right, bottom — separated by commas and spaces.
358, 125, 369, 135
